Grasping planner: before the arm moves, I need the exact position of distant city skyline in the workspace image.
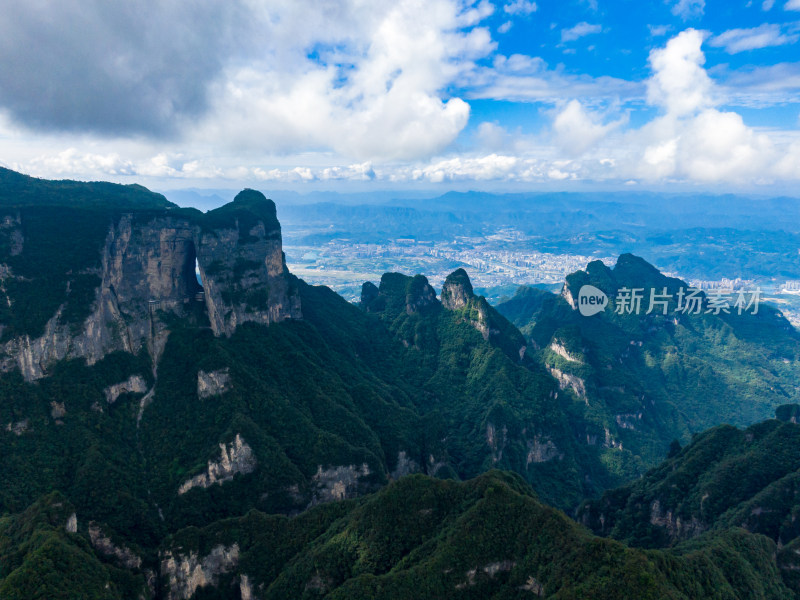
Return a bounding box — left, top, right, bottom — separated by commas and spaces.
1, 1, 799, 193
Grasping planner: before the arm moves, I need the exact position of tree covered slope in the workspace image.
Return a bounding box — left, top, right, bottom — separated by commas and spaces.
497, 254, 800, 471
157, 471, 796, 599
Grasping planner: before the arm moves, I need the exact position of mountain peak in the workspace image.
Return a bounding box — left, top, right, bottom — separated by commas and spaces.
205, 188, 279, 232
232, 188, 269, 206
360, 281, 380, 310
362, 273, 441, 316
405, 274, 439, 315
612, 253, 669, 285
561, 254, 684, 308
441, 268, 474, 310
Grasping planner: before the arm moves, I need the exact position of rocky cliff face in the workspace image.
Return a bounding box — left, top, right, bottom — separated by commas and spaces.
197, 368, 231, 399
0, 213, 200, 379
88, 522, 143, 569
162, 544, 240, 600
404, 274, 439, 315
177, 433, 257, 495
0, 190, 300, 380
195, 207, 301, 337
441, 268, 498, 340
309, 463, 373, 505
440, 268, 473, 311
361, 269, 526, 362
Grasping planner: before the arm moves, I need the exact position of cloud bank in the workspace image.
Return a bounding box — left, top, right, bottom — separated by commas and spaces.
1, 2, 799, 190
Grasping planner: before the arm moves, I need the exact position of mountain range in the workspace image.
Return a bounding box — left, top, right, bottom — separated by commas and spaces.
1, 168, 799, 598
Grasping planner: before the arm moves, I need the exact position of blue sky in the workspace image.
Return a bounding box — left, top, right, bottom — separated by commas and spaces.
0, 0, 799, 193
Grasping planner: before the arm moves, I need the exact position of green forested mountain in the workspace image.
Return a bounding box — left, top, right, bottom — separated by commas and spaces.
578, 410, 800, 548
1, 169, 800, 598
497, 254, 800, 470
4, 471, 795, 599
576, 408, 800, 593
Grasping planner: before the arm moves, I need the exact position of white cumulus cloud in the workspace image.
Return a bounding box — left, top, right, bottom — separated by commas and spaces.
646, 29, 715, 117
552, 100, 627, 155
627, 29, 783, 183
194, 0, 495, 162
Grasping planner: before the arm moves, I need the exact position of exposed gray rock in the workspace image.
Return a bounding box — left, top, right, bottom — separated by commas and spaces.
162, 544, 239, 600
548, 366, 587, 402
197, 368, 231, 399
561, 283, 578, 309
440, 268, 473, 311
104, 374, 148, 404
548, 340, 582, 363
89, 522, 142, 569
310, 463, 371, 504
239, 574, 255, 600
0, 195, 301, 380
195, 205, 301, 337
5, 419, 29, 435
486, 422, 508, 463
404, 275, 439, 315
65, 513, 77, 533
426, 454, 449, 478
649, 499, 706, 540
526, 436, 564, 464
440, 270, 505, 343
615, 412, 642, 430
50, 401, 66, 419
0, 213, 24, 256
178, 434, 256, 495
468, 298, 501, 341
603, 426, 623, 450
137, 387, 155, 426
520, 576, 544, 595
390, 450, 420, 479
456, 560, 515, 589
0, 214, 200, 380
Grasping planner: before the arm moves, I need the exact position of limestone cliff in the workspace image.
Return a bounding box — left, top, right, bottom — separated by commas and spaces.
104, 374, 149, 404
162, 544, 240, 600
309, 463, 373, 505
197, 368, 231, 399
359, 272, 440, 319
178, 434, 257, 495
440, 268, 474, 311
0, 189, 301, 380
88, 522, 143, 569
195, 189, 301, 337
404, 274, 438, 315
0, 213, 200, 379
